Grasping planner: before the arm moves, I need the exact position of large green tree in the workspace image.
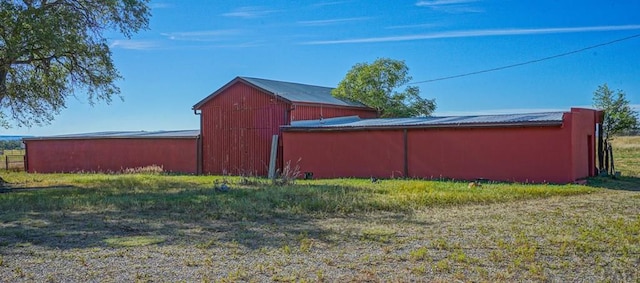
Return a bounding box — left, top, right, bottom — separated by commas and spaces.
592, 83, 638, 141
0, 0, 150, 127
332, 58, 436, 118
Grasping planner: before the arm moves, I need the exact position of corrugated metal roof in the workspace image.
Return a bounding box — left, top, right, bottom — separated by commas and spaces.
23, 130, 200, 140
193, 77, 370, 109
285, 111, 565, 130
241, 77, 365, 107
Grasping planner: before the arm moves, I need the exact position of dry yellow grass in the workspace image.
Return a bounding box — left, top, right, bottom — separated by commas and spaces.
0, 149, 24, 170
611, 136, 640, 177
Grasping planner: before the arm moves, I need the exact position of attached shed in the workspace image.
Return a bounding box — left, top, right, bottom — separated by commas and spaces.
23, 130, 200, 174
192, 77, 378, 176
282, 108, 601, 184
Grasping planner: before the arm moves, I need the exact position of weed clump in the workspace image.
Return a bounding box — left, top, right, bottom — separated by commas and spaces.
122, 165, 164, 175
272, 159, 301, 186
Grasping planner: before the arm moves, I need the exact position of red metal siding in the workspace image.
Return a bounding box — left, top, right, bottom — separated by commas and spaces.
290, 104, 378, 121
406, 127, 572, 183
199, 82, 289, 175
198, 81, 379, 176
283, 130, 405, 178
25, 138, 198, 173
283, 108, 599, 183
569, 108, 598, 180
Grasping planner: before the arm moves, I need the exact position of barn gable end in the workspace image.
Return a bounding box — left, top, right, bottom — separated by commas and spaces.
195, 80, 290, 175
193, 77, 378, 176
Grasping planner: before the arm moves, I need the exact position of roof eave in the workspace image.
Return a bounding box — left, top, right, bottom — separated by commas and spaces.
192, 77, 294, 110
290, 101, 377, 111
23, 135, 200, 141
281, 121, 563, 132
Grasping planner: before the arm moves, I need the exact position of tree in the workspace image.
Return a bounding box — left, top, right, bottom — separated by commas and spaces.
592, 83, 638, 141
0, 140, 22, 150
0, 0, 150, 127
332, 58, 436, 118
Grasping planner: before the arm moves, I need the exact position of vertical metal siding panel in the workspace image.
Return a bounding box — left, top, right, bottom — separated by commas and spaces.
282, 130, 404, 178
407, 127, 572, 183
198, 82, 289, 176
25, 138, 198, 173
285, 126, 574, 183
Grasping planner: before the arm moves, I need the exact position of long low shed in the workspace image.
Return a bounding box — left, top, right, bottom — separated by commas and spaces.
282, 108, 601, 184
23, 130, 200, 174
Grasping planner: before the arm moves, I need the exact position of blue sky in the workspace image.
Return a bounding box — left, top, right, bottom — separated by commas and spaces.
7, 0, 640, 136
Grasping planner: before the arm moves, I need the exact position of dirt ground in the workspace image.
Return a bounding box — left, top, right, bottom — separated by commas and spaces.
1, 188, 638, 282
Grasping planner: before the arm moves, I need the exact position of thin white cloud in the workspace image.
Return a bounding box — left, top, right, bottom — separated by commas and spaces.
311, 1, 350, 8
298, 17, 372, 26
222, 6, 277, 18
161, 30, 243, 41
416, 0, 482, 13
301, 24, 640, 45
109, 40, 159, 50
386, 23, 440, 30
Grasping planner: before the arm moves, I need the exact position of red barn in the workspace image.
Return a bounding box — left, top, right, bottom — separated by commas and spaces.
23, 130, 200, 174
192, 77, 378, 176
22, 75, 602, 184
282, 108, 601, 184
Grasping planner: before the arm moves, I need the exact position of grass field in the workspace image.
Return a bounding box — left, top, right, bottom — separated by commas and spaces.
0, 149, 25, 170
610, 136, 640, 177
0, 138, 638, 281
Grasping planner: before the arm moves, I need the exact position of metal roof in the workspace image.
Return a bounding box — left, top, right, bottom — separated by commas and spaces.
193, 77, 370, 109
23, 130, 200, 140
284, 111, 566, 130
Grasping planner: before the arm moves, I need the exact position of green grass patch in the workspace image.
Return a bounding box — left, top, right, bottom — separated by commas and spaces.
589, 136, 640, 190
611, 136, 640, 177
0, 171, 598, 221
0, 137, 638, 282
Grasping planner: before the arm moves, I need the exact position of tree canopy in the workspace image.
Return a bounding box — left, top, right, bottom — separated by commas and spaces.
0, 139, 22, 150
592, 83, 638, 140
0, 0, 150, 127
332, 58, 436, 118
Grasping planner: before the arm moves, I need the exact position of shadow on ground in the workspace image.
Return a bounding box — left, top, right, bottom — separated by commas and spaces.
0, 180, 409, 252
587, 176, 640, 191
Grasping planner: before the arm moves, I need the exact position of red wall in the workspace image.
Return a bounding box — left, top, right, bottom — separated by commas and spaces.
569, 108, 599, 180
199, 82, 289, 176
406, 127, 571, 183
198, 81, 378, 176
284, 130, 405, 178
25, 138, 198, 173
283, 109, 598, 183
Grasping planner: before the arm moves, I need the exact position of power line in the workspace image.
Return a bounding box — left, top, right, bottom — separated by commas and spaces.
409, 33, 640, 85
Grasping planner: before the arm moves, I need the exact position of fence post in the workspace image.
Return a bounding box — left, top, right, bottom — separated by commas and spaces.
268, 135, 279, 180
5, 155, 8, 170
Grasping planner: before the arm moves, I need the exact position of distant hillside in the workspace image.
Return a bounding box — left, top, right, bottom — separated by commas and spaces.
0, 136, 30, 141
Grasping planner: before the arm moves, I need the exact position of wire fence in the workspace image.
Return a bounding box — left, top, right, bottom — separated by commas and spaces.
0, 150, 25, 171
